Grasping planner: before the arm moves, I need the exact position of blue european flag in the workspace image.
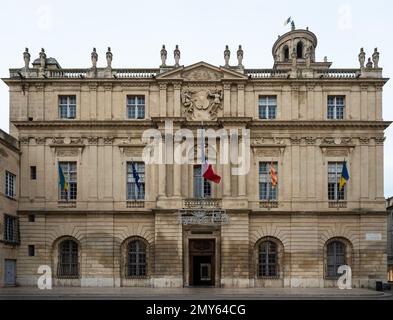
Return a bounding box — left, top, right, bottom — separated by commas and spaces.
131, 162, 141, 191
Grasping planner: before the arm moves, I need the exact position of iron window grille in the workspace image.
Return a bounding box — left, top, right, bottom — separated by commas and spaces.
59, 95, 76, 119
5, 171, 16, 199
127, 95, 145, 119
327, 96, 345, 120
59, 162, 77, 201
57, 240, 79, 279
127, 162, 145, 200
193, 165, 212, 198
326, 241, 346, 278
259, 162, 278, 201
259, 96, 277, 120
127, 240, 147, 278
328, 162, 346, 201
3, 215, 19, 244
258, 241, 279, 278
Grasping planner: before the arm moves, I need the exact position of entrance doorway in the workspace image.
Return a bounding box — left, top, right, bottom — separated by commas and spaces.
189, 239, 215, 286
4, 259, 16, 286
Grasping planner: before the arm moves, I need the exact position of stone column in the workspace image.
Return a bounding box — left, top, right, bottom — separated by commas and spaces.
223, 163, 231, 197
159, 83, 167, 117
237, 84, 245, 117
360, 84, 368, 121
173, 83, 181, 117
104, 83, 112, 120
223, 83, 231, 117
238, 137, 246, 197
158, 136, 166, 198
173, 164, 181, 197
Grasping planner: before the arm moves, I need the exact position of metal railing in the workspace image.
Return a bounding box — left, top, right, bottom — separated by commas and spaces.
183, 198, 222, 209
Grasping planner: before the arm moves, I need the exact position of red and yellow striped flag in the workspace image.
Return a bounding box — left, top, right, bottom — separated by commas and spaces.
270, 162, 278, 188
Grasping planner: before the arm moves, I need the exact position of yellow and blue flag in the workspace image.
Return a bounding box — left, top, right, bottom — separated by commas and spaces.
339, 161, 350, 191
58, 163, 69, 192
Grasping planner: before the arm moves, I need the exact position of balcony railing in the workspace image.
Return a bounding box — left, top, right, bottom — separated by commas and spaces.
245, 69, 290, 78
317, 69, 360, 79
183, 198, 222, 209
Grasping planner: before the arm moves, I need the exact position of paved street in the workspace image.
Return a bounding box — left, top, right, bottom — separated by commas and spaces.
0, 287, 392, 300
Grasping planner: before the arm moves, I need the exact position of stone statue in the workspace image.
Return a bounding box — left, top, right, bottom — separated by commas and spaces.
174, 45, 181, 67
91, 48, 98, 68
224, 45, 230, 67
366, 57, 373, 69
160, 45, 167, 67
358, 48, 366, 68
106, 47, 113, 68
324, 56, 328, 63
237, 45, 243, 67
23, 48, 30, 70
181, 89, 195, 119
207, 89, 223, 120
291, 47, 297, 67
305, 46, 311, 67
39, 48, 46, 68
372, 48, 379, 68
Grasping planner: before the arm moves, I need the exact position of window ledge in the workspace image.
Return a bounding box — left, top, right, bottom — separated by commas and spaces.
58, 201, 77, 208
125, 276, 149, 280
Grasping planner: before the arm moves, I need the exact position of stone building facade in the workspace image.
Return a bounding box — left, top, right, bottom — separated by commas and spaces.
0, 130, 19, 287
387, 197, 393, 282
2, 27, 390, 288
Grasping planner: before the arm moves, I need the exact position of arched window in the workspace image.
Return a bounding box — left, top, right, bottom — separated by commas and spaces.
258, 241, 278, 277
296, 42, 303, 59
326, 240, 346, 278
127, 239, 147, 277
58, 239, 79, 278
283, 46, 289, 61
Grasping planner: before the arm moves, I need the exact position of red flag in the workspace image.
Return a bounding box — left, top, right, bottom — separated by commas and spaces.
203, 162, 221, 184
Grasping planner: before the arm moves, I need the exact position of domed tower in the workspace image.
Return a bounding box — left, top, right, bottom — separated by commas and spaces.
272, 27, 328, 70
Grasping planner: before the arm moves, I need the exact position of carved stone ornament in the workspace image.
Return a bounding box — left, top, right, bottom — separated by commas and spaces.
289, 136, 301, 145
359, 137, 370, 145
35, 137, 46, 145
88, 136, 99, 145
19, 137, 30, 145
181, 88, 223, 121
340, 137, 352, 145
70, 137, 84, 145
374, 136, 385, 145
57, 149, 79, 157
103, 136, 115, 145
322, 137, 335, 145
52, 137, 65, 145
304, 137, 316, 145
182, 68, 222, 81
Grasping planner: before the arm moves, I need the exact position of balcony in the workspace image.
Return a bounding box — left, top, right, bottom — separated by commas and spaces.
183, 198, 222, 209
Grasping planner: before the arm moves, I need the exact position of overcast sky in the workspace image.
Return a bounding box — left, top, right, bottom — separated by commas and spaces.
0, 0, 392, 197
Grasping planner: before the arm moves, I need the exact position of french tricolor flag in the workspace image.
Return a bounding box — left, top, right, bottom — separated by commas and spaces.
201, 127, 221, 184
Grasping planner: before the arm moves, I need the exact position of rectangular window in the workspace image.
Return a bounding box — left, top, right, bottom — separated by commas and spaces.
127, 95, 145, 119
59, 162, 77, 201
327, 96, 345, 120
127, 162, 145, 200
4, 215, 19, 244
193, 165, 212, 198
59, 95, 76, 119
28, 215, 35, 222
30, 166, 37, 180
28, 245, 35, 257
259, 96, 277, 120
259, 162, 278, 201
328, 162, 346, 201
5, 171, 16, 198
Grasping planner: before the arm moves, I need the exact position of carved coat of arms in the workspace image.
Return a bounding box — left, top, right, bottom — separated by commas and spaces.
181, 88, 223, 121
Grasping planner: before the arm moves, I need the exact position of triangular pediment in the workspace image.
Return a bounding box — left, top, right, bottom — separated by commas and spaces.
156, 61, 247, 81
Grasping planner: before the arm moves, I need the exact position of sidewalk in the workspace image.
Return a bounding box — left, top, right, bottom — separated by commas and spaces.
0, 287, 391, 300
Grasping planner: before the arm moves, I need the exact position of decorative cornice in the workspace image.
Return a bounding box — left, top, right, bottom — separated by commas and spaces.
359, 137, 370, 145
374, 136, 386, 145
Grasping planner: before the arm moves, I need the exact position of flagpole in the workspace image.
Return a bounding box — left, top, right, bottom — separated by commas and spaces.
201, 121, 204, 200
